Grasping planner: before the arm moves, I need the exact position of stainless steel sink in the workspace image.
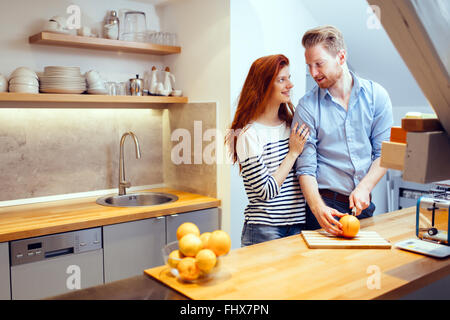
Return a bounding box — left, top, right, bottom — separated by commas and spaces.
96, 192, 178, 207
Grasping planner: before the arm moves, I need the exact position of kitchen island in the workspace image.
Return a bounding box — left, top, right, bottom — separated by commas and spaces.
50, 207, 450, 300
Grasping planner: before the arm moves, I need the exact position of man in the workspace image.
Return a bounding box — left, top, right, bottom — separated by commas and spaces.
293, 25, 393, 236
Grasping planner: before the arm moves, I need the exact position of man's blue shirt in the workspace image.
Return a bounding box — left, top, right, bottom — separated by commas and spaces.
293, 71, 393, 196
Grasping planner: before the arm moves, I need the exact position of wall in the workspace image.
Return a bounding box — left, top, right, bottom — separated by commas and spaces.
157, 0, 231, 231
163, 102, 217, 198
229, 0, 318, 248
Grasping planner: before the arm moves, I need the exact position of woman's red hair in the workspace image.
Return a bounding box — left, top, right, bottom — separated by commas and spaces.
226, 54, 295, 166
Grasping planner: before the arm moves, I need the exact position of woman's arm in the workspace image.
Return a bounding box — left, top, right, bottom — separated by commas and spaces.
239, 123, 309, 201
271, 123, 309, 188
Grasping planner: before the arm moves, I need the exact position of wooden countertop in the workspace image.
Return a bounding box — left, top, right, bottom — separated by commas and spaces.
145, 207, 450, 300
0, 188, 220, 242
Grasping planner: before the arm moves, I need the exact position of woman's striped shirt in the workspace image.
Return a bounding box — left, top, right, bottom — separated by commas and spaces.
236, 122, 306, 226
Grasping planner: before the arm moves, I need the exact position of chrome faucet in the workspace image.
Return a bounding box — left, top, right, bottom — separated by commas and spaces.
118, 131, 141, 196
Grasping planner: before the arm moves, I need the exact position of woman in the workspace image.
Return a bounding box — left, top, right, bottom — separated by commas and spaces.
226, 54, 310, 246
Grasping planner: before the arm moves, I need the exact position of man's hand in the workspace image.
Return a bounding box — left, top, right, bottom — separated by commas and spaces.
349, 185, 371, 216
312, 205, 346, 236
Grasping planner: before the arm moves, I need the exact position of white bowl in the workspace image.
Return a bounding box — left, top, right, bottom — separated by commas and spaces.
87, 81, 105, 89
10, 67, 38, 80
0, 74, 7, 92
171, 89, 182, 97
9, 76, 39, 86
85, 70, 101, 83
162, 241, 224, 283
157, 89, 171, 96
9, 84, 39, 93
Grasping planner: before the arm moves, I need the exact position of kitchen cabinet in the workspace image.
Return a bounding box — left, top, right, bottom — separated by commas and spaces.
166, 208, 220, 243
103, 216, 166, 283
0, 242, 10, 300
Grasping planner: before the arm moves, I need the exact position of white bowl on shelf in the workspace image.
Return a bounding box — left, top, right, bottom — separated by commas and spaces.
9, 76, 39, 86
10, 67, 38, 80
171, 89, 182, 97
157, 88, 171, 96
87, 80, 105, 90
0, 74, 7, 92
9, 84, 39, 93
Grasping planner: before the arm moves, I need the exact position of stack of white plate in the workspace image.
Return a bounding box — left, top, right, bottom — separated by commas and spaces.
40, 66, 86, 94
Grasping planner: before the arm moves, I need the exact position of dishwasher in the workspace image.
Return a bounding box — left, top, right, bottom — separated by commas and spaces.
10, 227, 104, 300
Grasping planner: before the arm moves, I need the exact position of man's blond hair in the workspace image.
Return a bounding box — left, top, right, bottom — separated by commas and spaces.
301, 25, 347, 56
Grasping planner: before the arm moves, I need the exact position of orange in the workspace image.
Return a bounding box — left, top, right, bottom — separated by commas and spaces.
179, 233, 203, 257
207, 230, 231, 256
195, 249, 217, 273
177, 257, 200, 281
176, 222, 200, 241
167, 249, 183, 268
199, 232, 212, 249
339, 215, 360, 238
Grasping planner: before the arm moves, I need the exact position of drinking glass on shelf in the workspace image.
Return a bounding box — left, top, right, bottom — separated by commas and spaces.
120, 11, 147, 41
170, 33, 178, 46
116, 82, 128, 96
106, 82, 116, 96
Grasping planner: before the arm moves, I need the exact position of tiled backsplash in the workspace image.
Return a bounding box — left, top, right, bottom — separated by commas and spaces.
0, 102, 218, 202
0, 108, 164, 201
163, 102, 217, 198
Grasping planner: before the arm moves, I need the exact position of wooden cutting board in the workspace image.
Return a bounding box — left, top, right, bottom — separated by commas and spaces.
301, 230, 391, 249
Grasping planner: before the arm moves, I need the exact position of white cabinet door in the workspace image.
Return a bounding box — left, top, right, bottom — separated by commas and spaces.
0, 242, 10, 300
103, 216, 166, 283
166, 208, 220, 243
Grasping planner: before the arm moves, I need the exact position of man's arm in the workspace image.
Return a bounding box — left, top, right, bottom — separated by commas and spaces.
349, 158, 387, 215
350, 82, 393, 215
299, 175, 345, 235
293, 99, 345, 235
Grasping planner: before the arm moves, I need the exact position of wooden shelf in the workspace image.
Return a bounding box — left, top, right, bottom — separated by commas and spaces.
0, 92, 188, 108
29, 32, 181, 55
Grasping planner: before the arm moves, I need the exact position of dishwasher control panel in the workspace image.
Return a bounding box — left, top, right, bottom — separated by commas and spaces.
10, 227, 102, 266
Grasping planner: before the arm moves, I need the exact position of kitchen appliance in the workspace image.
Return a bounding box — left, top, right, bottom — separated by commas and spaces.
387, 171, 442, 212
129, 74, 144, 96
395, 184, 450, 258
416, 185, 449, 245
10, 227, 103, 300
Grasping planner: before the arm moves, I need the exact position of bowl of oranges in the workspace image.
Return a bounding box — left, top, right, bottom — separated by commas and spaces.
162, 222, 231, 282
